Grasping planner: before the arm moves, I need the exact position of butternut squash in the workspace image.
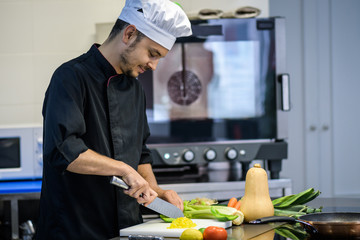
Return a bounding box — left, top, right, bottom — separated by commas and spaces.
240, 163, 274, 222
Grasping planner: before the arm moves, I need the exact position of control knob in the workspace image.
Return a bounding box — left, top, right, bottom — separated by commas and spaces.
183, 149, 195, 162
204, 148, 217, 161
225, 147, 238, 160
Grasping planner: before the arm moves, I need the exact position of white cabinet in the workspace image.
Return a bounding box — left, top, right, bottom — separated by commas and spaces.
330, 0, 360, 197
270, 0, 360, 197
303, 0, 333, 197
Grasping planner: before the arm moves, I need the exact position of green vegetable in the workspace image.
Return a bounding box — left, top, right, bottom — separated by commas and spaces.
272, 188, 320, 208
274, 209, 306, 218
198, 228, 206, 234
272, 188, 322, 218
159, 215, 175, 223
159, 199, 240, 224
276, 204, 323, 214
182, 199, 239, 222
210, 206, 238, 221
274, 224, 308, 240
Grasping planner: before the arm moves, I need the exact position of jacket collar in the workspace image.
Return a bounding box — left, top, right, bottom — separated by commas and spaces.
90, 44, 119, 79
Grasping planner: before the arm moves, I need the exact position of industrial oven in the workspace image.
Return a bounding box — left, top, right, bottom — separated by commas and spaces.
138, 17, 290, 185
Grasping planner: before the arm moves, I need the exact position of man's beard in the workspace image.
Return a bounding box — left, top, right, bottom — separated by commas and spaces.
119, 40, 151, 77
119, 48, 136, 77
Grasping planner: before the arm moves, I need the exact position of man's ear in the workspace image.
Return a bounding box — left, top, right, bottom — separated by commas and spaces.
122, 25, 137, 44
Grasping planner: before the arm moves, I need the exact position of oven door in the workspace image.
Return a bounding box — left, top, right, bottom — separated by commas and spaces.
139, 17, 288, 145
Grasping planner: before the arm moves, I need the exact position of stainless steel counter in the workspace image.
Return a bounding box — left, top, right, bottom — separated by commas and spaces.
112, 197, 360, 240
0, 177, 291, 240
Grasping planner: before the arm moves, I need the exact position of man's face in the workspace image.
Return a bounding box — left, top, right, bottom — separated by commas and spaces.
118, 35, 169, 78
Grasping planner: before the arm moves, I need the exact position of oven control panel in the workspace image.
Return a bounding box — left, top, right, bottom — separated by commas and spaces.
149, 140, 287, 179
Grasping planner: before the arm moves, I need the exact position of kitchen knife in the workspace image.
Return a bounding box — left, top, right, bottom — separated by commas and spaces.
110, 176, 184, 219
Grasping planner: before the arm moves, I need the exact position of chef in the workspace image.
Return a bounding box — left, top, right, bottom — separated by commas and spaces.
35, 0, 192, 239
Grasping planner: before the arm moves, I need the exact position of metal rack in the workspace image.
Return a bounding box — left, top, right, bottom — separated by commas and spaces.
0, 181, 41, 240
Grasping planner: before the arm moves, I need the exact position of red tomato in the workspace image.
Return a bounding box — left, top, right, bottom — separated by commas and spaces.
203, 226, 228, 240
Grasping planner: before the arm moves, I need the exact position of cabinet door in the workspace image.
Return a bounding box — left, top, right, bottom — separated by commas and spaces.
304, 0, 360, 197
303, 0, 333, 197
330, 0, 360, 197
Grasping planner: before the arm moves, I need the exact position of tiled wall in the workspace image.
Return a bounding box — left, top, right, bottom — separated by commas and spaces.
0, 0, 268, 126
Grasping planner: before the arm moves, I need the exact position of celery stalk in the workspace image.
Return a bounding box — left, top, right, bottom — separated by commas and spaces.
182, 200, 239, 222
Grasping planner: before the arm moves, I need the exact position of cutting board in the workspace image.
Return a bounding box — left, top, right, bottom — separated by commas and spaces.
120, 219, 232, 237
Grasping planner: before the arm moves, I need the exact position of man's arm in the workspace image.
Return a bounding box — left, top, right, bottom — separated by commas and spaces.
67, 149, 157, 204
138, 163, 184, 211
67, 149, 128, 176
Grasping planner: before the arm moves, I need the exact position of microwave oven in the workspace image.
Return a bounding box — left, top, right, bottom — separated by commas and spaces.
0, 125, 43, 181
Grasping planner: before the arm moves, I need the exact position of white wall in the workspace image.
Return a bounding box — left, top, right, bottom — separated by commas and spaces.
0, 0, 268, 126
0, 0, 123, 125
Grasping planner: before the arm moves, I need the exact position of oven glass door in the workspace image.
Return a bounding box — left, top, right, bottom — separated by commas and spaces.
139, 18, 280, 144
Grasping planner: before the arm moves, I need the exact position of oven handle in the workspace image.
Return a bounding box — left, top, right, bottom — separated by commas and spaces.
279, 74, 291, 111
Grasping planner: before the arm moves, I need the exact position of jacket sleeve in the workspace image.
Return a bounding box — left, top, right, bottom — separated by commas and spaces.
139, 90, 153, 165
42, 64, 89, 173
139, 143, 153, 165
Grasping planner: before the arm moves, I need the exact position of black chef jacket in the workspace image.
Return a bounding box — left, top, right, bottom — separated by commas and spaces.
36, 44, 153, 240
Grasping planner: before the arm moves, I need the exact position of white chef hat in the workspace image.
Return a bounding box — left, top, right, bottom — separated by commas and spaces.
119, 0, 192, 50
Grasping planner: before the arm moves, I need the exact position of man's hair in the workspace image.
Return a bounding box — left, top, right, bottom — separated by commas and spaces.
107, 19, 145, 44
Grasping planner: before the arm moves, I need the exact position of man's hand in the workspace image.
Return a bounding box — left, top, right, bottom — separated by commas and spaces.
159, 189, 184, 211
122, 170, 158, 205
137, 164, 184, 211
67, 149, 158, 205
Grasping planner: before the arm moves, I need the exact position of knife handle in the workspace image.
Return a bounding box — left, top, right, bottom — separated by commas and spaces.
249, 216, 318, 235
110, 176, 129, 190
129, 235, 164, 240
249, 216, 296, 224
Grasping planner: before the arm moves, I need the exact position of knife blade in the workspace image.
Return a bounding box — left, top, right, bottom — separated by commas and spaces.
110, 176, 184, 219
